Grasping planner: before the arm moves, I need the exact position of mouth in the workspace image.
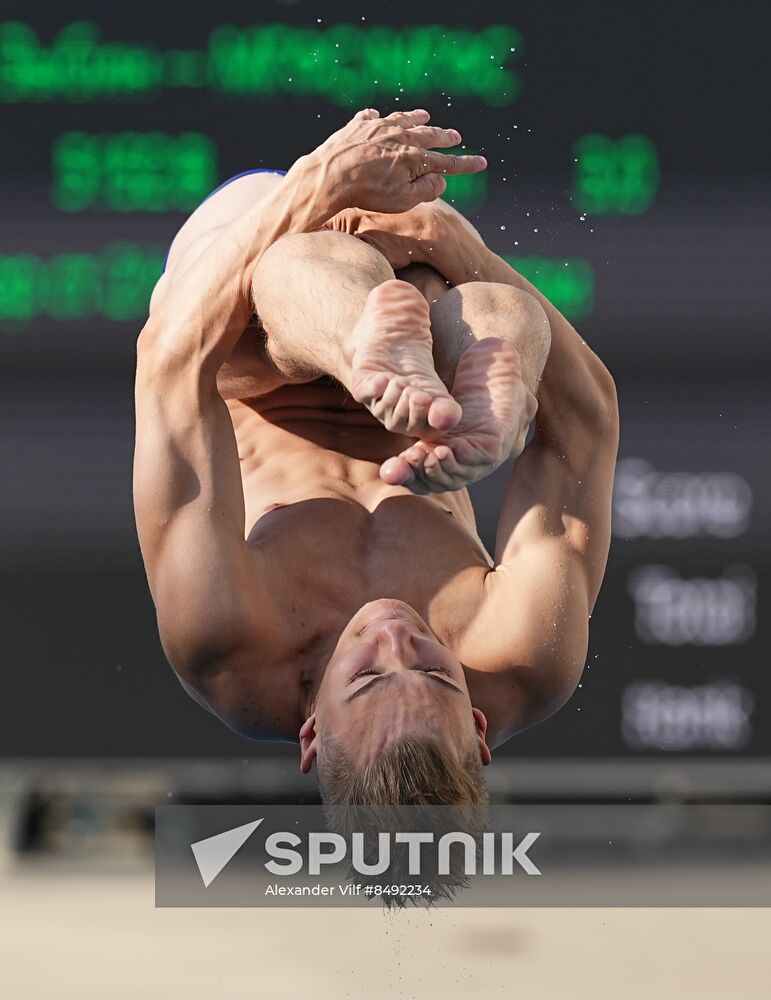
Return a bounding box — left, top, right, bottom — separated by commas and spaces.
355, 599, 423, 635
360, 614, 417, 635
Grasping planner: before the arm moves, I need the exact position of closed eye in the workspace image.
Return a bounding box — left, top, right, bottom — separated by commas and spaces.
350, 665, 451, 682
350, 667, 383, 682
345, 666, 461, 703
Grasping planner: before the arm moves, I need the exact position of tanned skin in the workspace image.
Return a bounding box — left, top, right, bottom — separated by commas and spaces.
134, 109, 618, 775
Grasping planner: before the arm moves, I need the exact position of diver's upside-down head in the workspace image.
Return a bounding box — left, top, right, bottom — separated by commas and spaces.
300, 598, 492, 807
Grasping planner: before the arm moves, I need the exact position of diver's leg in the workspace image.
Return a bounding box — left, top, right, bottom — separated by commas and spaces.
250, 231, 462, 436
148, 169, 296, 401
381, 281, 551, 494
431, 282, 551, 395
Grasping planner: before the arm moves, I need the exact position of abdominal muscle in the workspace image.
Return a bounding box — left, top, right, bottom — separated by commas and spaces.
228, 382, 477, 526
225, 380, 494, 595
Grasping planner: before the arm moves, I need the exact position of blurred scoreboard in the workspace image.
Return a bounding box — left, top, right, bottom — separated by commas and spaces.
0, 1, 768, 759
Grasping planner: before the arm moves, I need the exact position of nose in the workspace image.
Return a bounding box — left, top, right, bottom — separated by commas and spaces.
371, 618, 419, 660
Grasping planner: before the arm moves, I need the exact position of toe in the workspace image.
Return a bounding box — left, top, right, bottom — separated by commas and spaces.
427, 395, 462, 432
406, 390, 434, 433
374, 377, 409, 425
419, 451, 459, 492
380, 456, 415, 486
353, 371, 390, 405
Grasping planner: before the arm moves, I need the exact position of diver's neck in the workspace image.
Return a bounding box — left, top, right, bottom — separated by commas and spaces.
299, 627, 342, 721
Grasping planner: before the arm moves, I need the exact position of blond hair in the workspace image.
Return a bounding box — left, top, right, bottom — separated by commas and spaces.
319, 734, 488, 807
319, 735, 489, 906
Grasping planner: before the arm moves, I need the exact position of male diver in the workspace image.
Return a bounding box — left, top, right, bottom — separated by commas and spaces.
134, 109, 619, 806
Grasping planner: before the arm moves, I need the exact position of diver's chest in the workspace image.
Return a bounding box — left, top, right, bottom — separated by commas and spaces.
249, 496, 489, 586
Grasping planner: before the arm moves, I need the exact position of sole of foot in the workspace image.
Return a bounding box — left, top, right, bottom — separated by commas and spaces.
380, 336, 537, 494
349, 279, 463, 438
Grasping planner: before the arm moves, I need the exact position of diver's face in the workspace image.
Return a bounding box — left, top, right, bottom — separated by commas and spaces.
301, 600, 490, 771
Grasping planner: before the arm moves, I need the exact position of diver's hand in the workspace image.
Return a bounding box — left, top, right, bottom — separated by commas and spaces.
306, 108, 487, 215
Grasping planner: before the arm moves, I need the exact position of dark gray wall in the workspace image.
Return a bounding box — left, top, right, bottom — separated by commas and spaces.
1, 0, 769, 757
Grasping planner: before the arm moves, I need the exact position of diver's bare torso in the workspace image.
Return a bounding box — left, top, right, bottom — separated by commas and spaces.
218, 376, 496, 739
136, 136, 618, 755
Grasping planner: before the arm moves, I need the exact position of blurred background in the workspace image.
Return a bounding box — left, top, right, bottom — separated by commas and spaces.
0, 2, 769, 995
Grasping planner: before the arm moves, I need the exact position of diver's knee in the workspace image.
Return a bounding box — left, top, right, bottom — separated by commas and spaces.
454, 280, 539, 317
451, 281, 549, 346
255, 229, 393, 284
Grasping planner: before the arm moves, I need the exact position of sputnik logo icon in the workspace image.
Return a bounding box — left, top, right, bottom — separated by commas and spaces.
190, 819, 264, 887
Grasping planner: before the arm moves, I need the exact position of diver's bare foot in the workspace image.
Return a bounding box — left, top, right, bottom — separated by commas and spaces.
349, 279, 462, 436
380, 337, 537, 494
